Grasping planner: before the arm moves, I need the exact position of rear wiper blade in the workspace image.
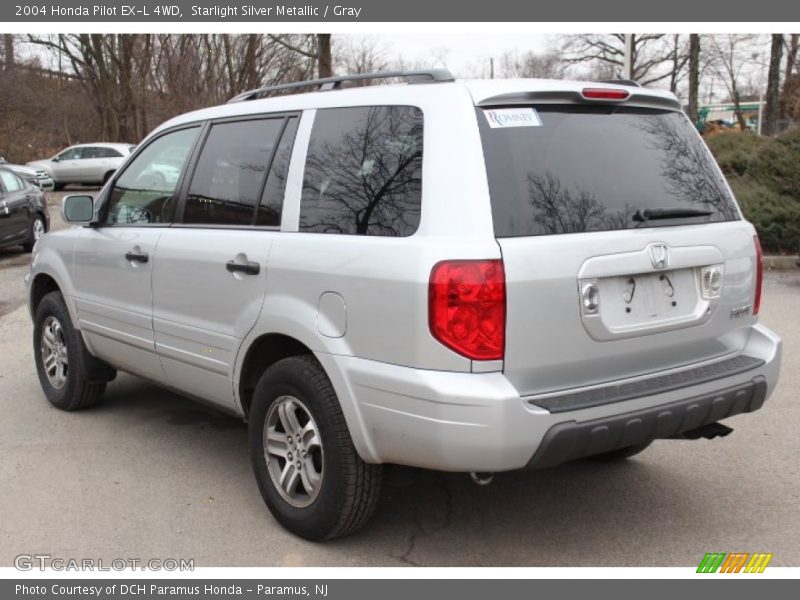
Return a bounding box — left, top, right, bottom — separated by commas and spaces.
632, 208, 713, 223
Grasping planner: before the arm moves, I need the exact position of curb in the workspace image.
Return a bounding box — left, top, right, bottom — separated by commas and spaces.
763, 255, 800, 271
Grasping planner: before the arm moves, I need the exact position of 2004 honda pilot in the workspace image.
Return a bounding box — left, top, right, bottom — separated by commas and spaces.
26, 71, 782, 540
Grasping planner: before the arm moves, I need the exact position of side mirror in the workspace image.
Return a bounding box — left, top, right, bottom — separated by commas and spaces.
52, 156, 60, 163
62, 195, 94, 224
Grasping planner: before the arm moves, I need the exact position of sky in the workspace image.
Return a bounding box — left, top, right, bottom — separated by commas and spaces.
343, 33, 773, 103
344, 33, 551, 77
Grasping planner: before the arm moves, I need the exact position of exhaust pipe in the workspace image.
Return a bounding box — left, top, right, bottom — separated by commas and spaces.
469, 472, 494, 486
673, 422, 734, 440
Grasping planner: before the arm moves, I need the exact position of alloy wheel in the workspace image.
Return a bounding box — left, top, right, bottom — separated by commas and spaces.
40, 315, 68, 389
264, 395, 324, 508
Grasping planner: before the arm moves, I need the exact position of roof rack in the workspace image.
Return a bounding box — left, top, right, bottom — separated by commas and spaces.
598, 79, 642, 87
227, 69, 456, 103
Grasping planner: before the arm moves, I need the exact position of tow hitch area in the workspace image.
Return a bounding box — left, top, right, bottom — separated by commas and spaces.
673, 422, 734, 440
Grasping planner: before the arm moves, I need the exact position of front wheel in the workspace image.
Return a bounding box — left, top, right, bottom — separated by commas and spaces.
33, 292, 106, 410
249, 355, 382, 540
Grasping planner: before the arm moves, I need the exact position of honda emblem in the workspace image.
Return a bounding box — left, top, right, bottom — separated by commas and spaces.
649, 244, 669, 270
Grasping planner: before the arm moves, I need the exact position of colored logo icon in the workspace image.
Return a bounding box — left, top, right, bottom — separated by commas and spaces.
697, 552, 773, 573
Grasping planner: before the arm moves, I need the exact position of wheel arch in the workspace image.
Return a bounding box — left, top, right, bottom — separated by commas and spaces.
32, 207, 48, 223
237, 333, 314, 420
234, 329, 379, 464
30, 272, 60, 313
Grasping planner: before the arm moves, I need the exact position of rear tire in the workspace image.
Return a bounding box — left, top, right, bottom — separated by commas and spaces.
53, 183, 64, 191
249, 355, 382, 540
33, 292, 106, 411
590, 442, 652, 461
102, 171, 115, 185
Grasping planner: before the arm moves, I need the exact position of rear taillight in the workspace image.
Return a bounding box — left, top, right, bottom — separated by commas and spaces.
429, 260, 505, 361
753, 235, 763, 315
581, 88, 630, 101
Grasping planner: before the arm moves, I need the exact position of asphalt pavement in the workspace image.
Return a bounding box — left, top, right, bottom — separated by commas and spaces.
1, 198, 798, 566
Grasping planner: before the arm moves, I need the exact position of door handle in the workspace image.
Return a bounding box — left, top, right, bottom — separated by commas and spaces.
226, 260, 260, 275
125, 250, 149, 263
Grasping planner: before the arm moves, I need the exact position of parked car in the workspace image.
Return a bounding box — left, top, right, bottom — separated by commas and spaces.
0, 165, 48, 251
26, 72, 782, 541
0, 156, 54, 190
27, 143, 135, 189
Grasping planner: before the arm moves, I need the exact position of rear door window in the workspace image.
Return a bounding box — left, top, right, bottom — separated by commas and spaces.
478, 105, 739, 237
299, 105, 424, 236
183, 118, 284, 226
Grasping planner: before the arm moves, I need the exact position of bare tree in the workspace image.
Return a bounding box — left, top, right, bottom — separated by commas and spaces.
666, 34, 690, 94
317, 34, 332, 77
706, 34, 760, 130
334, 36, 389, 77
499, 51, 565, 79
780, 34, 799, 120
3, 33, 335, 160
0, 39, 98, 161
26, 33, 320, 142
267, 34, 332, 78
559, 34, 684, 85
27, 34, 155, 141
3, 34, 14, 70
763, 34, 783, 135
784, 34, 799, 82
688, 34, 700, 125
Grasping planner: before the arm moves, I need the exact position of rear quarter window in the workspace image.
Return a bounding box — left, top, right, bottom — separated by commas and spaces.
299, 105, 423, 237
478, 105, 739, 237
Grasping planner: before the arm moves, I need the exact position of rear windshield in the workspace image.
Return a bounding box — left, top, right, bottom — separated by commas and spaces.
478, 105, 739, 237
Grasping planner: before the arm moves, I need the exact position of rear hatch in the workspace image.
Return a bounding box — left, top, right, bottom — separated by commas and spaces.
475, 90, 759, 397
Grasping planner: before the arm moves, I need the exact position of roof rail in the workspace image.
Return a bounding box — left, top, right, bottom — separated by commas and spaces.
227, 69, 456, 103
598, 79, 642, 87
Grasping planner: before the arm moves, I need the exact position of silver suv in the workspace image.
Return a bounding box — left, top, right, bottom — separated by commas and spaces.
26, 71, 782, 540
27, 143, 135, 189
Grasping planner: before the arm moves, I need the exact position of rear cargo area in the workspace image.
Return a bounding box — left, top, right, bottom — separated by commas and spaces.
476, 102, 759, 396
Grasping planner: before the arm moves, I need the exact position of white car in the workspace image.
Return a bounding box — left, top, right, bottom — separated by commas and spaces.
27, 143, 135, 189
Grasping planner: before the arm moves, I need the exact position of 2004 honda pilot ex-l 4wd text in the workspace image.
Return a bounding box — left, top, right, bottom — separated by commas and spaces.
26, 71, 782, 540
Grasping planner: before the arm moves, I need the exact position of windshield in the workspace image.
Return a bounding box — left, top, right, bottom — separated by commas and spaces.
477, 105, 739, 237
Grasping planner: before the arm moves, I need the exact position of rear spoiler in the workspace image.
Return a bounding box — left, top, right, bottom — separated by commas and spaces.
476, 90, 682, 112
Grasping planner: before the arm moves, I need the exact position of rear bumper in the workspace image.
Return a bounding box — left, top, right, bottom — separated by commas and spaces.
322, 323, 781, 472
526, 376, 767, 469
